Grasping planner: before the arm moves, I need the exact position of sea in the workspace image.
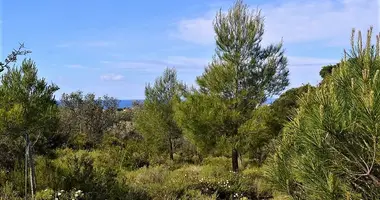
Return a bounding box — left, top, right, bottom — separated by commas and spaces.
56, 100, 142, 109
57, 98, 276, 109
118, 100, 143, 108
119, 98, 276, 108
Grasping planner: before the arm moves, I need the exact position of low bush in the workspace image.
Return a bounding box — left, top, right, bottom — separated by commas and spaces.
28, 148, 148, 200
118, 157, 271, 199
0, 181, 22, 200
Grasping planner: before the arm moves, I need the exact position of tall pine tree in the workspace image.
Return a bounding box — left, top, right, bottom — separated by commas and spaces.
134, 68, 184, 160
175, 0, 288, 172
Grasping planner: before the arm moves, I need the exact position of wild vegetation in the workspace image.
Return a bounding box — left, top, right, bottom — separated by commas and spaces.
1, 0, 379, 199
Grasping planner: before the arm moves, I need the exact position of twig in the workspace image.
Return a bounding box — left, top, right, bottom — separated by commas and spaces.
0, 43, 32, 72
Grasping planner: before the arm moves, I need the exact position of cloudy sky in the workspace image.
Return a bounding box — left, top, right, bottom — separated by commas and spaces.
1, 0, 379, 99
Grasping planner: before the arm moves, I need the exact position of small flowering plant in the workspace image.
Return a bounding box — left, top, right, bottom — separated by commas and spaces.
53, 189, 85, 200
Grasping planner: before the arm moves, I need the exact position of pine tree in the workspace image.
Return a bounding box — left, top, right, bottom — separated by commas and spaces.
0, 59, 59, 199
134, 68, 184, 160
175, 0, 288, 172
266, 27, 380, 199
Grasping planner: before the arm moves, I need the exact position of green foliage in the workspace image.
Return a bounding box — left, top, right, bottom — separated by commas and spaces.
0, 181, 22, 200
36, 188, 85, 200
35, 188, 54, 200
175, 0, 289, 172
271, 84, 315, 129
174, 90, 231, 155
239, 106, 278, 165
118, 157, 269, 200
59, 91, 119, 148
0, 59, 59, 169
28, 148, 149, 200
115, 108, 134, 122
134, 68, 184, 160
319, 64, 338, 79
180, 190, 217, 200
266, 27, 380, 199
320, 58, 357, 82
173, 137, 201, 164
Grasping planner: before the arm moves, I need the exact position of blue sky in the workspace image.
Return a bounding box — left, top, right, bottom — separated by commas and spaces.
1, 0, 379, 99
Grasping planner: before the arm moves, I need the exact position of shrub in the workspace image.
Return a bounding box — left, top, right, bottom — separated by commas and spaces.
181, 190, 217, 200
0, 181, 22, 200
118, 158, 268, 199
33, 148, 148, 200
35, 188, 54, 200
202, 157, 231, 171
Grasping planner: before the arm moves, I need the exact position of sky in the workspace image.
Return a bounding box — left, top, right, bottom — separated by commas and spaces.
0, 0, 379, 99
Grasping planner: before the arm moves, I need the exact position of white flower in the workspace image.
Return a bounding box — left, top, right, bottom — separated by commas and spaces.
55, 198, 58, 200
58, 192, 61, 196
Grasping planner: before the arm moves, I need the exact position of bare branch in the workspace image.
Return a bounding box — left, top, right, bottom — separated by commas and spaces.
0, 43, 32, 72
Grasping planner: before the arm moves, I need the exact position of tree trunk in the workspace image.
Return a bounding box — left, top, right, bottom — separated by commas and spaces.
169, 138, 174, 160
29, 164, 34, 200
232, 148, 239, 172
232, 125, 239, 172
198, 152, 203, 163
29, 145, 37, 199
26, 133, 36, 200
239, 151, 243, 168
24, 135, 29, 200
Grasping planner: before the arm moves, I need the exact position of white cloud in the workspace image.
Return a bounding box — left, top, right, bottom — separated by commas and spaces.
261, 0, 378, 45
100, 73, 124, 81
172, 0, 378, 46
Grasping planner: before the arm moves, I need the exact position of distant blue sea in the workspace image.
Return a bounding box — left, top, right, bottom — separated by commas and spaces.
56, 100, 143, 108
57, 98, 276, 109
118, 98, 276, 107
118, 100, 143, 108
